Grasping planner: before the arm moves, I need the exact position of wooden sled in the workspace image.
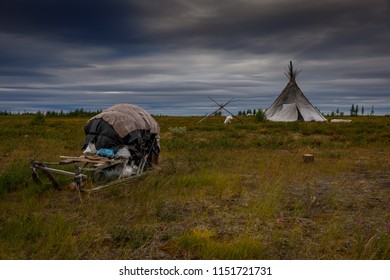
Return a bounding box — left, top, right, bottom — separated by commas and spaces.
30, 154, 151, 193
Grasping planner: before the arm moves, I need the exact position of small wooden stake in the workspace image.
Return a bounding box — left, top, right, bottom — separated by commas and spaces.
303, 154, 314, 163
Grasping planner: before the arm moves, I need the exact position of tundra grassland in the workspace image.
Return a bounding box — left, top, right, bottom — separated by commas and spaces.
0, 115, 389, 259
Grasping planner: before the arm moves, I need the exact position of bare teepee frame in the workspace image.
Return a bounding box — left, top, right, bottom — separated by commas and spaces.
197, 96, 243, 124
284, 60, 301, 82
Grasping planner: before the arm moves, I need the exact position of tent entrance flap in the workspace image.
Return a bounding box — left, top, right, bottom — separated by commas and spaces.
297, 107, 304, 121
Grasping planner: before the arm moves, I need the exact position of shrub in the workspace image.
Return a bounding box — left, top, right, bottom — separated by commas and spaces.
30, 111, 45, 125
254, 109, 267, 122
168, 126, 187, 135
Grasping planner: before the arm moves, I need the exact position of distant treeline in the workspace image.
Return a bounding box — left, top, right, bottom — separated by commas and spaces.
239, 105, 378, 117
0, 108, 102, 117
237, 108, 262, 116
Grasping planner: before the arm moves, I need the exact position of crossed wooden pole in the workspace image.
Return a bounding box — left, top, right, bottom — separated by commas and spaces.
196, 96, 243, 124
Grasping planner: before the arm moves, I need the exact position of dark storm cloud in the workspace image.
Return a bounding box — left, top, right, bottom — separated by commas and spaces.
134, 0, 390, 57
0, 0, 389, 115
0, 0, 142, 45
1, 0, 388, 54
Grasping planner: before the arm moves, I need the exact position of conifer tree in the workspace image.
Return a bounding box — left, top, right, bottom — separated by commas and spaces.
350, 104, 355, 116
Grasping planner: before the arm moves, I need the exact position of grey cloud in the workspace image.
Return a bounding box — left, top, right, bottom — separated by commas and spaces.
0, 69, 55, 77
342, 71, 390, 79
0, 0, 389, 115
137, 0, 390, 56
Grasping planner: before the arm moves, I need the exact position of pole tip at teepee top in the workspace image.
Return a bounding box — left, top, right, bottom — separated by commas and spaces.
284, 61, 301, 82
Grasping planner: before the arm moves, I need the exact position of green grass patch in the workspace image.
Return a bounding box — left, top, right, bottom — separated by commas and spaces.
0, 115, 389, 259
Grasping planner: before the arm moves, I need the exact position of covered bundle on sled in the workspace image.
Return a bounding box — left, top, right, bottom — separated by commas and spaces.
82, 103, 160, 182
30, 104, 160, 191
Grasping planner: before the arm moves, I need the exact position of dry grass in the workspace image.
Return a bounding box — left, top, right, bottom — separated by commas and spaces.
0, 115, 389, 259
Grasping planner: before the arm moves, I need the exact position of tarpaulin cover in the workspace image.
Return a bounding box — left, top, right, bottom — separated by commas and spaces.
82, 104, 160, 159
89, 103, 159, 138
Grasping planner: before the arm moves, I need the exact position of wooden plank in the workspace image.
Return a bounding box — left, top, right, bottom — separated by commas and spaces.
59, 155, 120, 165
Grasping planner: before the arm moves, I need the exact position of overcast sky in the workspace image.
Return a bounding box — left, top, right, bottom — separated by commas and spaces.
0, 0, 389, 116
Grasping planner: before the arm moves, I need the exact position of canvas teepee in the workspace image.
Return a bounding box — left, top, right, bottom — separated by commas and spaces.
265, 61, 327, 122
